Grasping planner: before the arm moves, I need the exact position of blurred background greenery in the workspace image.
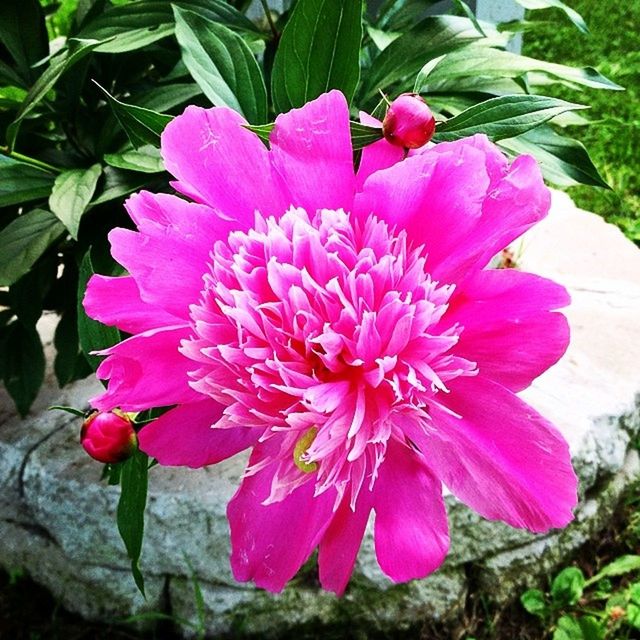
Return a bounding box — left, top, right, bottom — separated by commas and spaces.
523, 0, 640, 242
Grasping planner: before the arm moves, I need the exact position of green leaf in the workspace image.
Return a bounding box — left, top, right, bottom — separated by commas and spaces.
349, 121, 384, 150
49, 405, 86, 418
243, 122, 274, 144
434, 94, 587, 142
498, 125, 609, 188
7, 38, 103, 148
0, 155, 56, 207
78, 0, 260, 54
8, 255, 54, 327
585, 555, 640, 587
104, 146, 164, 174
630, 581, 640, 605
0, 0, 48, 84
117, 448, 149, 597
271, 0, 364, 113
91, 167, 149, 206
173, 7, 267, 123
95, 82, 173, 148
0, 209, 65, 287
414, 44, 622, 94
553, 615, 583, 640
628, 603, 640, 629
360, 16, 506, 102
76, 251, 121, 371
553, 615, 605, 640
49, 164, 102, 239
513, 0, 589, 35
0, 86, 28, 109
132, 83, 202, 113
54, 309, 81, 387
551, 567, 586, 606
520, 588, 548, 618
0, 321, 45, 417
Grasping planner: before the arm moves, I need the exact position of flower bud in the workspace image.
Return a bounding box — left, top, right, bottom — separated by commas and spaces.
382, 93, 436, 149
81, 410, 137, 464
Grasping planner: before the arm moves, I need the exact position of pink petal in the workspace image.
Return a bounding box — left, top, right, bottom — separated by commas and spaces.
354, 139, 489, 264
433, 154, 550, 282
318, 488, 373, 595
270, 90, 356, 213
91, 325, 200, 411
355, 112, 404, 191
125, 191, 238, 240
373, 439, 449, 582
138, 399, 259, 468
113, 193, 238, 319
83, 275, 179, 334
228, 443, 336, 592
161, 105, 289, 222
425, 376, 578, 532
445, 269, 570, 391
354, 136, 550, 283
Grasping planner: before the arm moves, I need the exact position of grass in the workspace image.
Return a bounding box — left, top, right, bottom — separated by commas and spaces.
522, 0, 640, 242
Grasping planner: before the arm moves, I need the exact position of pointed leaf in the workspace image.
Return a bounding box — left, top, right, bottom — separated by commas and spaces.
271, 0, 364, 113
7, 38, 103, 148
117, 448, 149, 597
0, 155, 55, 207
49, 164, 102, 239
0, 0, 48, 84
415, 44, 622, 94
498, 125, 609, 188
434, 94, 588, 142
360, 16, 506, 102
77, 251, 121, 371
78, 0, 260, 53
104, 146, 164, 174
95, 82, 173, 148
514, 0, 589, 35
0, 209, 65, 287
0, 321, 45, 417
585, 555, 640, 587
173, 6, 267, 123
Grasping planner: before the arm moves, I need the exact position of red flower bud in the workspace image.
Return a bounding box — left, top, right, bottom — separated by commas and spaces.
81, 410, 137, 464
382, 93, 436, 149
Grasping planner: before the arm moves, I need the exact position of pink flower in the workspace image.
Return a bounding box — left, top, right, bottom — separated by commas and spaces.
81, 410, 137, 463
84, 91, 577, 595
383, 93, 436, 149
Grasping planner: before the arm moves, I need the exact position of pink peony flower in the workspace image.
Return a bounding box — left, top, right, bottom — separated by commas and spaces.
84, 90, 577, 595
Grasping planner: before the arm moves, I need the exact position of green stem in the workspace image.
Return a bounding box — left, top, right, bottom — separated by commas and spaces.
0, 146, 61, 173
259, 0, 279, 39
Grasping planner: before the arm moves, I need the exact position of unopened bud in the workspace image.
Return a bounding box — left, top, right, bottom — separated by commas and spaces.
382, 93, 436, 149
81, 410, 137, 464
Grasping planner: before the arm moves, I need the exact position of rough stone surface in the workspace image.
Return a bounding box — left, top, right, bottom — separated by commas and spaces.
1, 191, 640, 637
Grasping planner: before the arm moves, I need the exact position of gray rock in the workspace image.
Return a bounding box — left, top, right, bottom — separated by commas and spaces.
2, 191, 640, 636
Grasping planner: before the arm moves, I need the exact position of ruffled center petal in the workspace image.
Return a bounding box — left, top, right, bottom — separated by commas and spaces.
182, 207, 477, 507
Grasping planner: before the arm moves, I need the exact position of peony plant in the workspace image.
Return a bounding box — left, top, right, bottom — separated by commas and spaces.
0, 0, 621, 595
